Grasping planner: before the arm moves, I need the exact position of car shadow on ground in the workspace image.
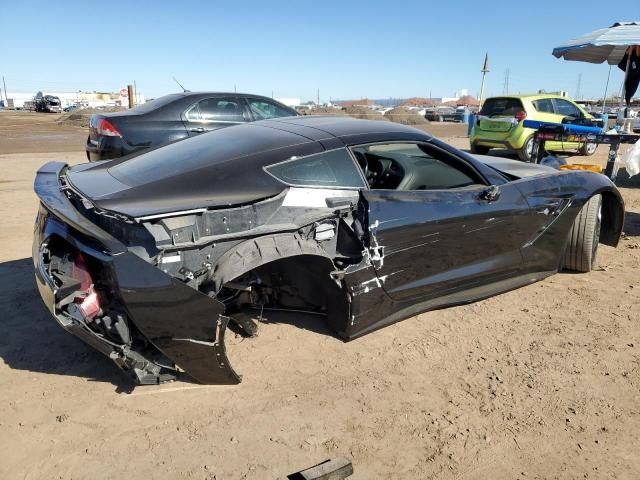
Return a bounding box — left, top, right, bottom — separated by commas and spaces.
623, 211, 640, 237
0, 257, 135, 392
615, 168, 640, 188
251, 309, 340, 339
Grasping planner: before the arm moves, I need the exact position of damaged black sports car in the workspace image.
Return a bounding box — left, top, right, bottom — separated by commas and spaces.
33, 116, 624, 385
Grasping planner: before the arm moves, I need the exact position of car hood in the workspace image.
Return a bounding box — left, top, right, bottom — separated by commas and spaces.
473, 154, 557, 178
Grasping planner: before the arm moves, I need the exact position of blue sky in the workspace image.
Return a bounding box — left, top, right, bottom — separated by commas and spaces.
1, 1, 637, 101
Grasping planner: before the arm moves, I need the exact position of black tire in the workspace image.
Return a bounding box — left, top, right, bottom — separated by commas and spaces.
579, 142, 597, 156
517, 135, 535, 162
470, 144, 490, 155
562, 194, 602, 272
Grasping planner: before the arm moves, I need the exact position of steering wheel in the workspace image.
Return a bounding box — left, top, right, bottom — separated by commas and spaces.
354, 151, 375, 184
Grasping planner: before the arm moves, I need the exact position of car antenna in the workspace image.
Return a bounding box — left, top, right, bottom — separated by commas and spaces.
173, 77, 189, 92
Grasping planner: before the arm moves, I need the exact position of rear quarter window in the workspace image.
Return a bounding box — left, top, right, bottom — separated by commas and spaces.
480, 98, 524, 117
532, 98, 555, 113
265, 149, 366, 189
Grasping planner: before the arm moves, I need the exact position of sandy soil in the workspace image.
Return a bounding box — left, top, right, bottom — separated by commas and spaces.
0, 111, 639, 479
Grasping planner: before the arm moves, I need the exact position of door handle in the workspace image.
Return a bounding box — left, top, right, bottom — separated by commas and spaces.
190, 127, 205, 133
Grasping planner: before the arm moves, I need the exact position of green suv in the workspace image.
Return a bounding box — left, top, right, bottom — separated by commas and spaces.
469, 94, 598, 161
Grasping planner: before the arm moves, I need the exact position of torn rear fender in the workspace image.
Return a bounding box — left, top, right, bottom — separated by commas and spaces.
112, 252, 241, 384
34, 166, 240, 385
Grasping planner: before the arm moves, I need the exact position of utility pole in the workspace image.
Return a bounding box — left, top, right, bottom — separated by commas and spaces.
127, 84, 134, 108
234, 83, 237, 93
478, 53, 490, 109
2, 76, 7, 105
503, 68, 510, 95
575, 73, 582, 100
317, 88, 320, 106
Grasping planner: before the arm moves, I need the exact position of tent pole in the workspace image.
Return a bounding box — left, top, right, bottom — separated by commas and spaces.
602, 65, 611, 113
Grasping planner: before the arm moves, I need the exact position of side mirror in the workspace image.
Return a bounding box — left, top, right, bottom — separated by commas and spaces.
480, 185, 501, 202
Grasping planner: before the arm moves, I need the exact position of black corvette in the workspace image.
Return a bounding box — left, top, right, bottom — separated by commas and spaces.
34, 116, 624, 385
86, 92, 297, 161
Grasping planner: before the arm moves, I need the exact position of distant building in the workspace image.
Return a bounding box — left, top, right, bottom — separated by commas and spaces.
335, 98, 375, 108
3, 89, 146, 109
275, 97, 301, 108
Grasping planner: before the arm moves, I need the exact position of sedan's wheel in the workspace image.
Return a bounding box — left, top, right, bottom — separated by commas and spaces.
470, 144, 490, 155
562, 194, 602, 272
517, 135, 535, 162
580, 142, 598, 156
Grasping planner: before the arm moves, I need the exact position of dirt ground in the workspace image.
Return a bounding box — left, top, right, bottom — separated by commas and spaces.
0, 111, 638, 480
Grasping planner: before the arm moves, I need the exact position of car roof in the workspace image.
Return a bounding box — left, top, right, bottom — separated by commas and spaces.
484, 94, 575, 101
159, 91, 288, 102
258, 115, 431, 140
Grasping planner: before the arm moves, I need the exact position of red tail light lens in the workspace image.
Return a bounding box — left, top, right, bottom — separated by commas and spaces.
95, 118, 121, 137
515, 111, 527, 122
71, 253, 92, 291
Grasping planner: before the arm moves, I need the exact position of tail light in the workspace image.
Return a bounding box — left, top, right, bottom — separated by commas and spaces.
94, 118, 121, 137
515, 111, 527, 122
72, 254, 101, 320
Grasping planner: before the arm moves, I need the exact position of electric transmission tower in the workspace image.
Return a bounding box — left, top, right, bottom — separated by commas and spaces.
503, 69, 510, 94
575, 73, 582, 99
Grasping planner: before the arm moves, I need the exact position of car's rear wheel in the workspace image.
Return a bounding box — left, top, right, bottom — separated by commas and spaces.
579, 142, 597, 156
517, 135, 535, 162
562, 194, 602, 272
470, 144, 490, 155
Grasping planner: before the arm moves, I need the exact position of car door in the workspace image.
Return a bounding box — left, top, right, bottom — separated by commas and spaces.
182, 96, 249, 136
353, 142, 531, 304
531, 97, 566, 152
550, 98, 584, 150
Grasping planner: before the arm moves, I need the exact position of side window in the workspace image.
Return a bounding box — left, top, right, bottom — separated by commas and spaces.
189, 97, 245, 122
554, 99, 581, 117
265, 149, 366, 188
351, 143, 485, 191
248, 98, 294, 120
532, 98, 555, 113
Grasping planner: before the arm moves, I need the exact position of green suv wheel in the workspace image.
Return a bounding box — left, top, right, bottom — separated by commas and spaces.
517, 135, 535, 162
580, 142, 597, 156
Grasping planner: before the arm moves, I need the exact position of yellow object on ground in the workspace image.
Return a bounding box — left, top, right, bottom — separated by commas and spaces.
559, 163, 603, 173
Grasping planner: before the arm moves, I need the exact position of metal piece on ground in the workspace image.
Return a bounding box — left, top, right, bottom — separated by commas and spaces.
286, 457, 353, 480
